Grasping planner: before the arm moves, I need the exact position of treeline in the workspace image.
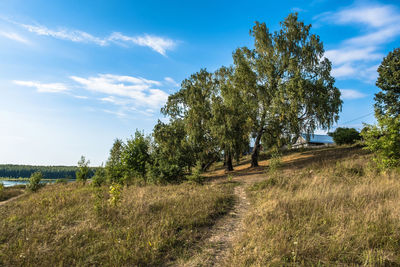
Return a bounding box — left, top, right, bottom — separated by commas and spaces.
0, 164, 96, 179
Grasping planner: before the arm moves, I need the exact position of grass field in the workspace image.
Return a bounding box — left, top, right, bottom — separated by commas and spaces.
2, 145, 400, 266
0, 182, 235, 266
225, 146, 400, 266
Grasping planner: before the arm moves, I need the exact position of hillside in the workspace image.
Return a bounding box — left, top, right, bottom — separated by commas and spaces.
1, 146, 400, 266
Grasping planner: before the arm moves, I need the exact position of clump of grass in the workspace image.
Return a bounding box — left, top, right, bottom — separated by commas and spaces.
226, 151, 400, 266
0, 181, 234, 266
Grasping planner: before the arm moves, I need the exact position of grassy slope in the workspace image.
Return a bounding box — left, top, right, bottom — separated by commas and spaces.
0, 182, 235, 266
225, 146, 400, 266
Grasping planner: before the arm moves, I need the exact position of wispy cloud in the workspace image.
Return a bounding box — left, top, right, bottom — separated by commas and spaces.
0, 31, 29, 43
70, 74, 169, 111
164, 77, 180, 87
13, 73, 169, 117
316, 3, 400, 82
340, 89, 367, 100
12, 20, 177, 55
13, 80, 69, 93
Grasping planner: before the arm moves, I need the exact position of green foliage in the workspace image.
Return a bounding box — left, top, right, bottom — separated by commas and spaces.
329, 127, 361, 145
362, 116, 400, 169
153, 119, 195, 172
363, 48, 400, 169
121, 130, 151, 183
233, 13, 342, 167
26, 171, 43, 192
146, 156, 184, 184
91, 166, 106, 187
76, 156, 90, 183
186, 162, 205, 184
268, 149, 282, 176
374, 48, 400, 118
105, 139, 125, 184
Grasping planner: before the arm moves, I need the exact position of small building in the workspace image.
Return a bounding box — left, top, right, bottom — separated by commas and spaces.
292, 134, 334, 148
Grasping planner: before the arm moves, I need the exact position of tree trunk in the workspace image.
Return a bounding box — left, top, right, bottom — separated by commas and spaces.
251, 128, 263, 168
226, 152, 233, 171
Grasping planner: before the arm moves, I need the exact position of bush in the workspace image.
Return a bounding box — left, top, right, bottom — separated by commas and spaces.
329, 127, 361, 145
26, 171, 43, 192
92, 167, 106, 187
362, 116, 400, 169
186, 162, 204, 184
146, 158, 184, 184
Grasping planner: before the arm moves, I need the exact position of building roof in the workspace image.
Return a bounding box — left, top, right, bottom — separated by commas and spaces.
301, 134, 334, 144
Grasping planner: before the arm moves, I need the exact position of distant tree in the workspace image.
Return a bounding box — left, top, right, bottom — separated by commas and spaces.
121, 130, 151, 183
329, 127, 361, 145
26, 171, 43, 192
233, 13, 342, 167
105, 139, 125, 184
76, 156, 90, 183
362, 48, 400, 168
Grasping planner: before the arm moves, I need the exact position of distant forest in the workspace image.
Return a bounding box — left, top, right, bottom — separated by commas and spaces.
0, 164, 96, 179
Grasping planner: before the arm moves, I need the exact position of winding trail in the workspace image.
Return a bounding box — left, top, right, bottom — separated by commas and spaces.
175, 172, 265, 267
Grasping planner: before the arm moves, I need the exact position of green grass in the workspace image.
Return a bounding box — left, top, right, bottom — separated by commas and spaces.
0, 182, 235, 266
225, 149, 400, 266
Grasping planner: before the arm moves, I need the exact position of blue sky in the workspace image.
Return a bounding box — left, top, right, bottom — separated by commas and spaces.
0, 0, 399, 166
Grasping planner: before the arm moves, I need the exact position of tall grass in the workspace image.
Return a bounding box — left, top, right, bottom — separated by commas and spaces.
0, 182, 234, 266
226, 151, 400, 266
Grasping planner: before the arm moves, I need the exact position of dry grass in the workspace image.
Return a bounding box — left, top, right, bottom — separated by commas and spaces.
0, 185, 25, 202
0, 182, 235, 266
225, 147, 400, 266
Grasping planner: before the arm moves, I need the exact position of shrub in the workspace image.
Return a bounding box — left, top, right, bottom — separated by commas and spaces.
108, 183, 122, 207
146, 158, 184, 184
92, 167, 106, 187
186, 162, 204, 184
329, 127, 361, 145
26, 171, 43, 192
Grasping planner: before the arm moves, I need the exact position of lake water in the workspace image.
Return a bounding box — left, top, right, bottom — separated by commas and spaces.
1, 180, 73, 187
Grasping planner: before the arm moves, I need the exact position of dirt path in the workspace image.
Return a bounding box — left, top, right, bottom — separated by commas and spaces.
175, 173, 264, 267
0, 192, 26, 207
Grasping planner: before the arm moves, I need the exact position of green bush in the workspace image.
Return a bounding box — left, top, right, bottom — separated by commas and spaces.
186, 162, 204, 184
55, 178, 68, 184
329, 127, 361, 145
26, 171, 43, 192
146, 158, 184, 184
92, 167, 106, 187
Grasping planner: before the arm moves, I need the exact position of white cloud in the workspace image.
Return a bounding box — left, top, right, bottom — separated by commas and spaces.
318, 3, 400, 83
13, 21, 177, 55
21, 23, 107, 46
329, 4, 399, 28
340, 89, 367, 100
71, 74, 169, 110
0, 31, 29, 43
109, 32, 176, 56
13, 80, 69, 93
164, 77, 180, 87
325, 46, 382, 65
